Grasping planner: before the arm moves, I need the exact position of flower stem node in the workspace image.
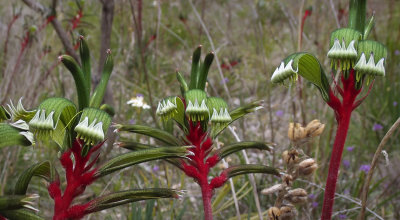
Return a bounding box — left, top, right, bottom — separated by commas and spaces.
29, 109, 55, 139
271, 60, 298, 84
184, 89, 209, 122
328, 28, 362, 71
354, 40, 387, 83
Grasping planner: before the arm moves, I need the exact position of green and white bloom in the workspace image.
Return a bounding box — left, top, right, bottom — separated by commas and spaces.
185, 90, 209, 121
7, 98, 36, 122
354, 53, 385, 77
29, 109, 56, 139
327, 39, 357, 61
75, 117, 105, 145
271, 60, 298, 84
207, 97, 231, 125
156, 97, 180, 121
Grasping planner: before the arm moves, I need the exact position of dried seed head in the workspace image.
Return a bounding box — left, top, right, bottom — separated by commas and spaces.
305, 119, 325, 137
261, 184, 283, 195
280, 204, 297, 220
282, 150, 299, 165
285, 188, 308, 204
282, 174, 293, 187
288, 123, 307, 142
267, 207, 281, 220
298, 158, 318, 176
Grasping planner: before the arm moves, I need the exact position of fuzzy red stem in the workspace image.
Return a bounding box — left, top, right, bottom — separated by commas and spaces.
321, 71, 361, 220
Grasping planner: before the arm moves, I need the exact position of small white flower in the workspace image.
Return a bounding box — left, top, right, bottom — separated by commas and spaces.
271, 60, 298, 84
327, 39, 358, 59
29, 109, 55, 130
127, 95, 151, 110
7, 98, 35, 122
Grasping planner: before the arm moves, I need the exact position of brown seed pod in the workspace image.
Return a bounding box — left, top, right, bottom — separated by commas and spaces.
282, 150, 299, 165
288, 123, 307, 142
298, 158, 318, 176
284, 188, 308, 204
280, 204, 297, 220
267, 207, 281, 220
305, 119, 325, 137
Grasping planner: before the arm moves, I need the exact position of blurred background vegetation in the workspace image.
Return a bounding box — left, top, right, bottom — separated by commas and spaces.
0, 0, 399, 219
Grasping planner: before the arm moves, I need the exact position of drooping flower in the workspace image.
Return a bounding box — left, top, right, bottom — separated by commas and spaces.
271, 60, 298, 84
75, 117, 105, 145
29, 109, 56, 139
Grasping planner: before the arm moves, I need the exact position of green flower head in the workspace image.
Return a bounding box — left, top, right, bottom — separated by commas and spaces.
185, 89, 209, 122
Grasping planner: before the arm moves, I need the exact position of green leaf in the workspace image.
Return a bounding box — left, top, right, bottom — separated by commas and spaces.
197, 52, 214, 90
212, 100, 263, 138
286, 53, 330, 102
176, 71, 189, 95
79, 36, 91, 93
0, 195, 37, 211
85, 188, 180, 214
95, 146, 190, 177
0, 123, 33, 148
115, 124, 182, 146
189, 46, 202, 90
60, 55, 89, 110
90, 50, 113, 108
223, 164, 280, 179
215, 141, 273, 159
363, 15, 375, 39
0, 209, 43, 220
118, 141, 184, 170
14, 161, 59, 195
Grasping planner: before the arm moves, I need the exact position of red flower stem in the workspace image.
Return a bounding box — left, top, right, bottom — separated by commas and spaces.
321, 71, 360, 220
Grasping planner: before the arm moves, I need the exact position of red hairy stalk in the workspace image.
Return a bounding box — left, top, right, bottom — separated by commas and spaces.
321, 70, 362, 219
181, 122, 227, 220
50, 139, 102, 220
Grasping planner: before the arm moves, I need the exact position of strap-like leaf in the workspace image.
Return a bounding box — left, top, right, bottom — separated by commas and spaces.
224, 164, 280, 179
215, 141, 273, 159
189, 46, 202, 90
96, 146, 190, 177
14, 161, 59, 195
79, 36, 91, 93
0, 209, 43, 220
0, 123, 33, 148
118, 141, 184, 170
115, 124, 182, 146
285, 52, 330, 102
90, 50, 113, 108
197, 52, 215, 90
176, 71, 189, 95
212, 100, 263, 138
59, 55, 89, 110
85, 188, 180, 214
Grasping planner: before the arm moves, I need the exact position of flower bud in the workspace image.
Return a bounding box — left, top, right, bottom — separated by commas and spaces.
298, 158, 318, 176
305, 119, 325, 137
288, 123, 307, 142
267, 207, 281, 220
285, 188, 308, 204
